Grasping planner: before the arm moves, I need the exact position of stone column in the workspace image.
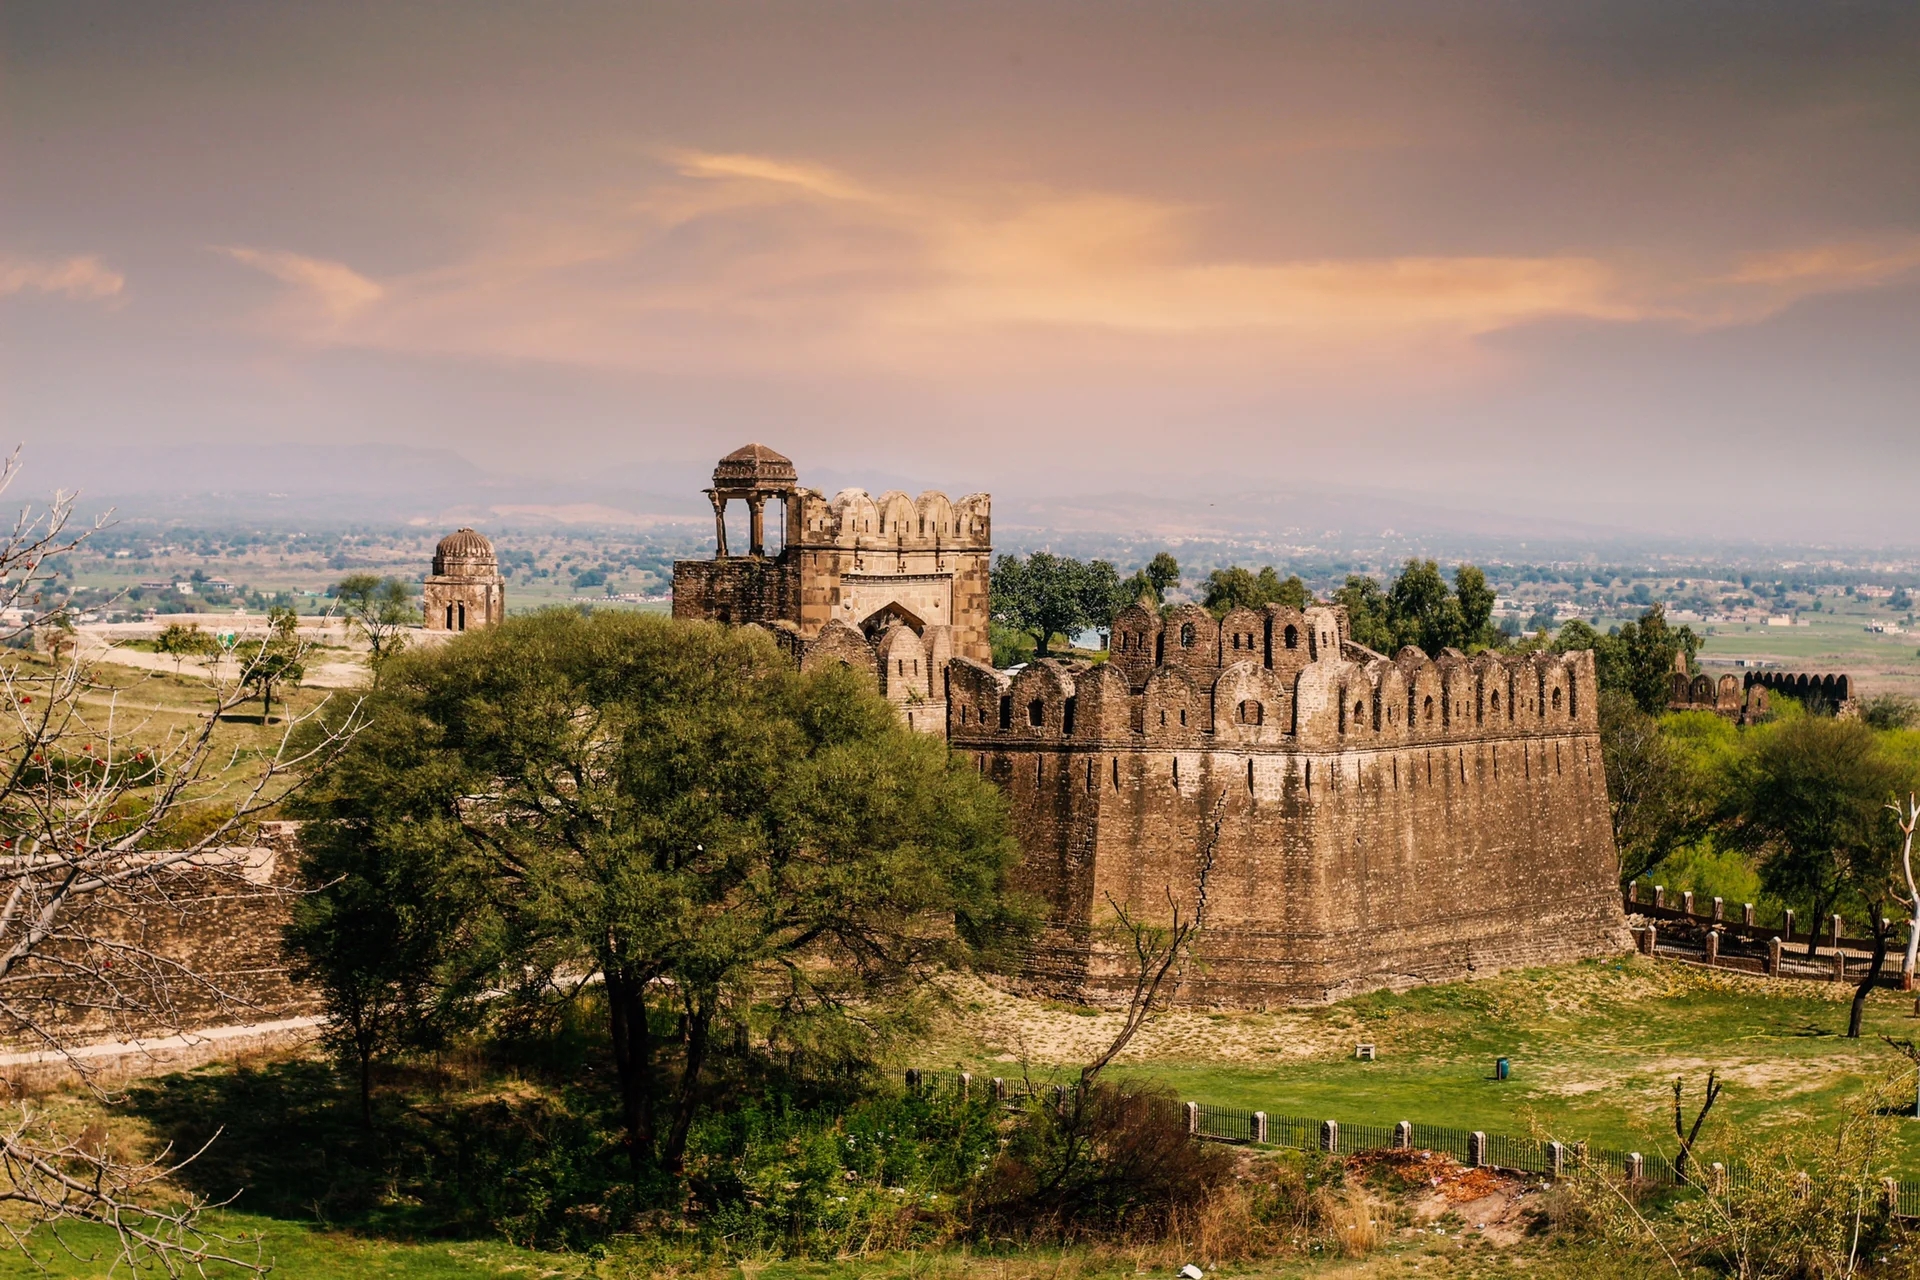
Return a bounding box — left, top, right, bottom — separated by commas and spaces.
1654, 885, 1666, 909
1832, 914, 1845, 951
709, 491, 729, 557
1743, 903, 1756, 928
748, 494, 767, 556
1682, 890, 1695, 916
1767, 935, 1783, 977
1712, 897, 1724, 923
1705, 930, 1719, 967
1186, 1102, 1200, 1136
1784, 909, 1795, 942
1321, 1120, 1339, 1153
1625, 1152, 1644, 1181
1394, 1121, 1413, 1150
1469, 1131, 1488, 1168
1252, 1111, 1269, 1144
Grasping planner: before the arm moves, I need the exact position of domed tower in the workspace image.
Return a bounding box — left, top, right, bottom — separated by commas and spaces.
423, 527, 506, 632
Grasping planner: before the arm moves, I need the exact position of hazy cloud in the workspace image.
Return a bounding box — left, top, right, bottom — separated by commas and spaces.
221, 153, 1920, 382
0, 253, 124, 301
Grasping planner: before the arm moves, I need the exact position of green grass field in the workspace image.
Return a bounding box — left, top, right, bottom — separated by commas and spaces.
0, 957, 1909, 1277
930, 958, 1920, 1176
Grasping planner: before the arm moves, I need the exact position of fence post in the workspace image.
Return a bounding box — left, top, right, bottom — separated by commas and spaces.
1252, 1111, 1269, 1144
1712, 896, 1724, 923
1784, 908, 1795, 942
1394, 1120, 1412, 1150
991, 1076, 1006, 1102
1833, 914, 1844, 952
1052, 1084, 1067, 1112
905, 1068, 919, 1093
1625, 1152, 1643, 1182
1743, 902, 1755, 928
1548, 1141, 1567, 1178
1627, 881, 1639, 906
1186, 1102, 1200, 1136
1654, 885, 1666, 909
959, 1072, 971, 1101
1884, 1177, 1900, 1210
1469, 1131, 1488, 1168
1710, 1162, 1727, 1195
1640, 924, 1658, 956
1321, 1120, 1339, 1154
1705, 930, 1719, 967
1767, 936, 1783, 977
1834, 950, 1847, 982
1682, 890, 1695, 916
1794, 1171, 1811, 1202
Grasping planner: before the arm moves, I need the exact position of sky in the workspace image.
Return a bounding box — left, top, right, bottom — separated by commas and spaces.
4, 2, 1919, 541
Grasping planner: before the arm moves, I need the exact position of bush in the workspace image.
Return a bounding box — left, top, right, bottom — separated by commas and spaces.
975, 1082, 1237, 1241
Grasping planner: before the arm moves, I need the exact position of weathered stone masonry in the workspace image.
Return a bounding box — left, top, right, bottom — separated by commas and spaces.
673, 446, 1630, 1007
949, 601, 1629, 1007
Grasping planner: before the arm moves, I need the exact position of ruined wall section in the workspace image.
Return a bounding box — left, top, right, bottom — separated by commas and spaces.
672, 557, 798, 628
951, 645, 1627, 1007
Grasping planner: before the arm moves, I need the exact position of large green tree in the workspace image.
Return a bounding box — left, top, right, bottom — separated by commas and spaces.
1554, 606, 1701, 714
1723, 716, 1911, 955
333, 572, 417, 672
1201, 565, 1310, 616
991, 552, 1126, 657
291, 610, 1021, 1184
1332, 560, 1497, 655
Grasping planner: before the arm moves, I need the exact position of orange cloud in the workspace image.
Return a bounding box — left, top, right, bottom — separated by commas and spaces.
217, 152, 1920, 380
223, 247, 384, 324
0, 253, 124, 301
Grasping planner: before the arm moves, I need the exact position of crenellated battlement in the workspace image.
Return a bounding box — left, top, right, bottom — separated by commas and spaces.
789, 487, 991, 552
950, 635, 1598, 751
948, 626, 1623, 1008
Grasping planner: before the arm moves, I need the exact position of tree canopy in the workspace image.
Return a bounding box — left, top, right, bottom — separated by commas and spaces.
1201, 565, 1310, 616
1332, 559, 1498, 655
1554, 605, 1700, 714
289, 610, 1023, 1186
333, 573, 417, 671
991, 552, 1127, 657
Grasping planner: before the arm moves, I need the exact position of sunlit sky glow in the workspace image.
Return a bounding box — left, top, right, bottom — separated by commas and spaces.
5, 2, 1919, 539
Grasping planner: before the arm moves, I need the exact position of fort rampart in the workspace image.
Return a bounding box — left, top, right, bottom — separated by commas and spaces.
948, 601, 1630, 1006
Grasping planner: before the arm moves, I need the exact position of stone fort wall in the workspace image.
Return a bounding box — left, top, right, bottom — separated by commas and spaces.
948, 602, 1629, 1006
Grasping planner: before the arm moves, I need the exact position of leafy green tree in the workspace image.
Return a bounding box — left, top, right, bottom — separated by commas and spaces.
292, 611, 1021, 1186
233, 606, 305, 720
1146, 552, 1180, 598
333, 573, 416, 672
991, 553, 1125, 658
284, 824, 467, 1127
1724, 716, 1912, 956
152, 621, 219, 675
1333, 575, 1394, 652
1386, 559, 1468, 655
1552, 607, 1701, 714
1455, 565, 1496, 646
1120, 552, 1182, 607
1201, 565, 1310, 616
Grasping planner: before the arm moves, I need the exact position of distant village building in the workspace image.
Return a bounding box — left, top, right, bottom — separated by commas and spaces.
423, 528, 505, 633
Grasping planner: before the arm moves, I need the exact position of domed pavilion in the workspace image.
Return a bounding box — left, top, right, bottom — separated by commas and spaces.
423, 527, 506, 632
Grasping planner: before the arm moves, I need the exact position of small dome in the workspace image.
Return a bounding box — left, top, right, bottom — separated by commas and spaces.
713, 443, 797, 492
432, 527, 498, 577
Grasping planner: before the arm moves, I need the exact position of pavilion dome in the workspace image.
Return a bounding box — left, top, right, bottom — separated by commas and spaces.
431, 528, 498, 577
712, 443, 797, 492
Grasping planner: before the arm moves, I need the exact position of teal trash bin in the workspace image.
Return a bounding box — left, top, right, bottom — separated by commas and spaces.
1495, 1057, 1511, 1081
